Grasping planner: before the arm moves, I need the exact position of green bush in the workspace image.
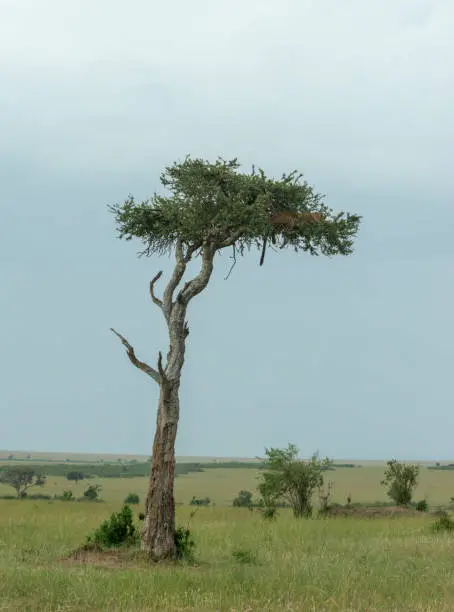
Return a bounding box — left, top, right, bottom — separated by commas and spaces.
124, 493, 140, 504
61, 490, 74, 501
174, 526, 196, 562
432, 514, 454, 533
85, 505, 138, 550
233, 490, 253, 508
381, 460, 419, 506
415, 499, 428, 512
190, 496, 211, 506
83, 484, 101, 501
66, 471, 86, 483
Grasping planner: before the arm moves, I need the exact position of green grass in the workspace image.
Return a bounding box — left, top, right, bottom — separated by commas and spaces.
2, 466, 454, 610
2, 465, 453, 507
1, 502, 454, 610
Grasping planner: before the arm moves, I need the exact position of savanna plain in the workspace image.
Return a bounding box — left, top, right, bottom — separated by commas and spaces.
2, 455, 454, 611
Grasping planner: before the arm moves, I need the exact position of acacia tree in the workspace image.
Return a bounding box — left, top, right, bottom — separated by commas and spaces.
109, 156, 360, 560
381, 459, 420, 506
0, 466, 46, 498
257, 444, 332, 517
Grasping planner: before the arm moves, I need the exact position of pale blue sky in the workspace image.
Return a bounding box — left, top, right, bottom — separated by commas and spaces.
1, 0, 453, 460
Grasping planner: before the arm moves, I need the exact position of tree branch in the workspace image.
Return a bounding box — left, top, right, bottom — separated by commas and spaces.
217, 229, 244, 249
162, 240, 194, 321
225, 243, 237, 279
177, 244, 215, 305
110, 328, 161, 384
149, 271, 163, 309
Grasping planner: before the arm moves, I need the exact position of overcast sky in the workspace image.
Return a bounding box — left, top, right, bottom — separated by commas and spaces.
1, 0, 453, 460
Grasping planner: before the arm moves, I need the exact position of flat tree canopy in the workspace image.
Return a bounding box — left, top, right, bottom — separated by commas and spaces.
109, 157, 360, 265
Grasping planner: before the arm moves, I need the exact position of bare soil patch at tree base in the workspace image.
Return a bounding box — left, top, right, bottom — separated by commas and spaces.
60, 547, 154, 569
60, 547, 202, 570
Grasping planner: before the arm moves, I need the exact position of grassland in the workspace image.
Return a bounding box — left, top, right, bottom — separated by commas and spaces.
2, 462, 454, 610
2, 464, 454, 506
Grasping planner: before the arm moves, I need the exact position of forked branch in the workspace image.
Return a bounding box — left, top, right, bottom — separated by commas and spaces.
149, 271, 163, 309
110, 328, 161, 384
177, 243, 215, 305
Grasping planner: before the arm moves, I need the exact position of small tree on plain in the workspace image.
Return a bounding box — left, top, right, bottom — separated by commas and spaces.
381, 459, 420, 506
257, 444, 332, 518
233, 490, 253, 508
83, 484, 102, 501
124, 492, 140, 504
66, 471, 85, 484
110, 156, 360, 559
0, 466, 46, 498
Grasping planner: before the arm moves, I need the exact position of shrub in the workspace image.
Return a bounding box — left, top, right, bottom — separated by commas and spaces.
233, 490, 253, 508
432, 514, 454, 533
85, 505, 138, 549
61, 490, 74, 501
83, 484, 101, 501
190, 496, 211, 506
381, 459, 419, 506
66, 471, 86, 483
124, 493, 140, 505
415, 499, 428, 512
174, 526, 196, 562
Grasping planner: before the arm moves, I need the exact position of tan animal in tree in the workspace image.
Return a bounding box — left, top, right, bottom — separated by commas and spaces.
260, 211, 323, 266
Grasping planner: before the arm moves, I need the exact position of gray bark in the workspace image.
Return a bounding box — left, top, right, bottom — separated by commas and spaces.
113, 240, 216, 560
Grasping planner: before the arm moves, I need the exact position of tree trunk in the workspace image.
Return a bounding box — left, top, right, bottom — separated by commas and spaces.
141, 379, 180, 560
113, 243, 216, 561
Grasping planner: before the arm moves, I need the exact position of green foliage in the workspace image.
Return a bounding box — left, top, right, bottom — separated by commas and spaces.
66, 471, 86, 483
109, 156, 360, 261
432, 514, 454, 533
415, 499, 428, 512
85, 505, 138, 550
0, 466, 46, 498
83, 484, 102, 501
0, 461, 206, 479
124, 493, 140, 505
381, 460, 420, 506
429, 464, 454, 471
232, 548, 258, 564
233, 490, 253, 508
257, 444, 332, 518
174, 526, 196, 562
190, 496, 211, 506
61, 490, 74, 501
261, 505, 278, 521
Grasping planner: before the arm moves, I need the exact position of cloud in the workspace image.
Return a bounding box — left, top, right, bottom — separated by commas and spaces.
0, 0, 452, 187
